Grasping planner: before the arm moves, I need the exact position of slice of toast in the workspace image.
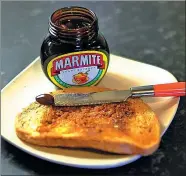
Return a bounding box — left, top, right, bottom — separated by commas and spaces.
15, 86, 161, 155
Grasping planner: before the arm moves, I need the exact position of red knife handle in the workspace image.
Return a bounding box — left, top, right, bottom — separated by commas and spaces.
131, 82, 186, 97
153, 82, 186, 97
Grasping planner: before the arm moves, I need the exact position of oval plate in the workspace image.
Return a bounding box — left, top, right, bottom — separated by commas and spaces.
1, 54, 179, 169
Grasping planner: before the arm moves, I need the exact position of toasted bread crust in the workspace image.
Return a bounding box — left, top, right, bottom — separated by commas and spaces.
15, 86, 160, 155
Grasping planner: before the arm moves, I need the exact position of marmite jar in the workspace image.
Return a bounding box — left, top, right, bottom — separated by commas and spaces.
40, 6, 110, 89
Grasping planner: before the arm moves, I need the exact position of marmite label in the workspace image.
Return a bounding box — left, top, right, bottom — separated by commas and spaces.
46, 51, 109, 88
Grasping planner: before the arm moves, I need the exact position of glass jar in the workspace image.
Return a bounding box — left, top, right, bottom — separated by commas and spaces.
40, 6, 110, 89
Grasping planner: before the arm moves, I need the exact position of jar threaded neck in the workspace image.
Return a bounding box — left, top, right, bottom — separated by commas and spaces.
49, 7, 98, 42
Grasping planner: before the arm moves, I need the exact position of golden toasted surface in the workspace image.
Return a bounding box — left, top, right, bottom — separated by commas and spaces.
15, 86, 161, 155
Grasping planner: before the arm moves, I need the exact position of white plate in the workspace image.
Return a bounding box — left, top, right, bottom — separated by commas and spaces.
1, 54, 180, 169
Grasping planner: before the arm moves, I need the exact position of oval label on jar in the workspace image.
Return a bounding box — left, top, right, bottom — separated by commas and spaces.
46, 51, 109, 88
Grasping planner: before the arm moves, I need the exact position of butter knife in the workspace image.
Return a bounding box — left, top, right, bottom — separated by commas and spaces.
36, 82, 186, 106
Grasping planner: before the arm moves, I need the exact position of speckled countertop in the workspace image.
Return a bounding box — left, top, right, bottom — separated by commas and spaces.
1, 1, 186, 176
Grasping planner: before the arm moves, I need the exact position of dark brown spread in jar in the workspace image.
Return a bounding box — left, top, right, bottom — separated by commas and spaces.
40, 7, 110, 89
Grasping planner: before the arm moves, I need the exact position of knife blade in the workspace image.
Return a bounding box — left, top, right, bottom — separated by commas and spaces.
35, 90, 131, 106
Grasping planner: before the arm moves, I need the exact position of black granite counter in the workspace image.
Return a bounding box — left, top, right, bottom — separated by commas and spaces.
1, 1, 186, 175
